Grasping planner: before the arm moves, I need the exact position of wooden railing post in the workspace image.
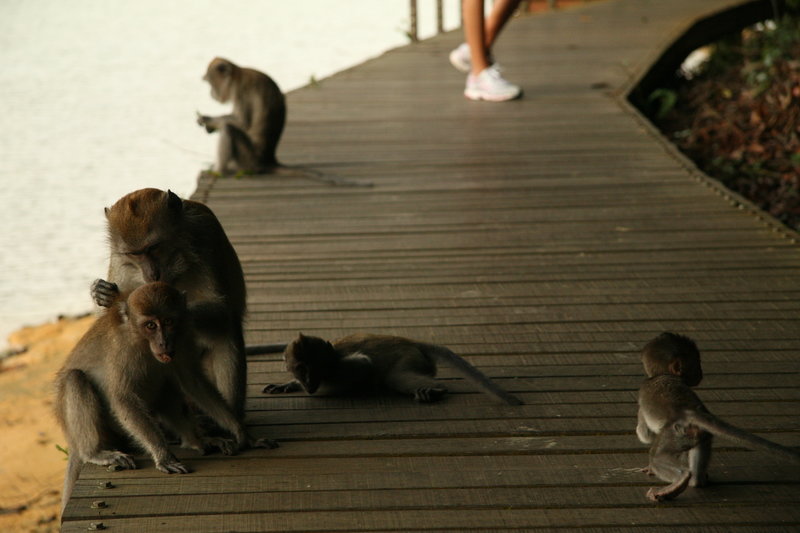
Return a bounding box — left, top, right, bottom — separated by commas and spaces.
409, 0, 419, 41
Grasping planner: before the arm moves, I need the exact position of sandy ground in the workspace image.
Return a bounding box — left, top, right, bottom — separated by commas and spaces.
0, 315, 95, 532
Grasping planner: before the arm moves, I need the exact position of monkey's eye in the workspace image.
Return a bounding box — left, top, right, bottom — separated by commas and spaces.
144, 321, 157, 330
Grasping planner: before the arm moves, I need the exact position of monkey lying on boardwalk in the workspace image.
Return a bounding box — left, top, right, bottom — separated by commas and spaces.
262, 333, 523, 405
636, 332, 800, 502
55, 283, 272, 511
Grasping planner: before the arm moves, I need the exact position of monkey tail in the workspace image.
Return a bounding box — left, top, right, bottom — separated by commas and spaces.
61, 453, 82, 515
425, 344, 523, 406
685, 411, 800, 463
245, 343, 288, 356
273, 165, 373, 187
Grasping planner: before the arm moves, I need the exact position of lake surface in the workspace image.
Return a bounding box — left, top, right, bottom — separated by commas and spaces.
0, 0, 460, 346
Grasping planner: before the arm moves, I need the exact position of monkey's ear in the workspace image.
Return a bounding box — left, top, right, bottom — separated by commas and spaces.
104, 207, 110, 218
297, 332, 306, 341
668, 359, 683, 376
166, 190, 183, 213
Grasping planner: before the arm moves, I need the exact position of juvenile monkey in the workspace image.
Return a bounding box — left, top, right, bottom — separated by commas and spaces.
636, 332, 800, 502
91, 188, 247, 418
197, 57, 370, 187
263, 333, 523, 405
56, 282, 256, 511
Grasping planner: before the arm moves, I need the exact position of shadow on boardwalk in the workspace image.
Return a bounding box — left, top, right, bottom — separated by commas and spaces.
62, 1, 800, 531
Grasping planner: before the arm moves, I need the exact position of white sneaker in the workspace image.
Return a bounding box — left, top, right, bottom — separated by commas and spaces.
464, 66, 522, 102
449, 43, 496, 73
449, 43, 472, 73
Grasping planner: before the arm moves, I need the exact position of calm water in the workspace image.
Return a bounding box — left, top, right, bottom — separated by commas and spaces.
0, 0, 460, 346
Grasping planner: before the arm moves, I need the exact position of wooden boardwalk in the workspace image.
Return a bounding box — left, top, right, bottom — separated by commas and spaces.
62, 0, 800, 531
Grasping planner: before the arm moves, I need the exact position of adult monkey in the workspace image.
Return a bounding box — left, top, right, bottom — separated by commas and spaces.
197, 56, 369, 186
91, 188, 248, 418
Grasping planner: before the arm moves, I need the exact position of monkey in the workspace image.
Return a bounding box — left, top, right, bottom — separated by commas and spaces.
636, 332, 800, 502
56, 282, 265, 512
90, 188, 248, 419
197, 56, 370, 187
262, 333, 523, 405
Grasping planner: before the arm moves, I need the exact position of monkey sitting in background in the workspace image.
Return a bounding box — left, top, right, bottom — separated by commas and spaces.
636, 332, 800, 502
56, 282, 273, 511
263, 333, 523, 405
197, 56, 370, 186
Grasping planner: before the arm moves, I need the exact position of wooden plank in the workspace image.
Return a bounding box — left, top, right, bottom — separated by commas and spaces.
60, 0, 800, 531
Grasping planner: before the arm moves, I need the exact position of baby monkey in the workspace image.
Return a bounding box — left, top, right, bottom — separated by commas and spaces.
55, 282, 265, 510
636, 332, 800, 502
263, 333, 523, 405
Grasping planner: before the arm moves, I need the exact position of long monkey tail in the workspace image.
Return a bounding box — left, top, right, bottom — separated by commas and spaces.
61, 453, 82, 516
424, 344, 523, 406
685, 410, 800, 463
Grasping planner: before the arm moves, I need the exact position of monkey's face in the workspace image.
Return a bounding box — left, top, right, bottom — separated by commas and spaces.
204, 58, 235, 103
107, 189, 186, 283
285, 334, 335, 394
140, 316, 178, 364
126, 282, 187, 363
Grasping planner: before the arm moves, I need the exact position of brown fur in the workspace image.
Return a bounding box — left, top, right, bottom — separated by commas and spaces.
198, 56, 285, 173
56, 282, 250, 512
92, 188, 247, 418
263, 333, 522, 405
636, 332, 800, 502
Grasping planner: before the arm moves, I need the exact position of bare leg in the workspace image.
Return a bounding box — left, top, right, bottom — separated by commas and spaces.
463, 0, 491, 75
484, 0, 523, 49
463, 0, 522, 75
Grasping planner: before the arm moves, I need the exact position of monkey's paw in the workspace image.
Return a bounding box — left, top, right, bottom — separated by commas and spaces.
414, 387, 447, 403
155, 454, 191, 474
91, 279, 119, 308
94, 450, 136, 470
249, 437, 280, 450
203, 436, 239, 456
196, 114, 216, 132
262, 381, 303, 394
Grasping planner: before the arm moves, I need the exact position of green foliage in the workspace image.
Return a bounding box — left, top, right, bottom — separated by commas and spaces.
647, 88, 678, 119
55, 443, 69, 459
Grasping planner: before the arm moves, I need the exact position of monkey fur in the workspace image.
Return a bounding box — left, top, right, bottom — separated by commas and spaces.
56, 282, 262, 512
637, 332, 800, 502
91, 188, 248, 419
262, 333, 523, 405
197, 56, 370, 187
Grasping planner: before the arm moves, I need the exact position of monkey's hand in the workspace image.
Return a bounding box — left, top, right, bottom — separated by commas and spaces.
414, 386, 447, 403
262, 381, 303, 394
91, 278, 119, 308
201, 436, 239, 456
155, 453, 191, 474
196, 113, 217, 133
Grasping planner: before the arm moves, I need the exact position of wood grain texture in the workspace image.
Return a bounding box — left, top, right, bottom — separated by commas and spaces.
61, 0, 800, 530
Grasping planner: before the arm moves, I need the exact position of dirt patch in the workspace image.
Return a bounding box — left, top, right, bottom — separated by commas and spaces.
0, 316, 94, 532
